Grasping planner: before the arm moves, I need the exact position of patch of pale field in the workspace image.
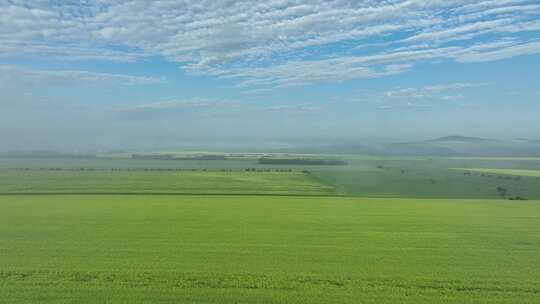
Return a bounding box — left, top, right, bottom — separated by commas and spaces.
448, 157, 540, 161
453, 168, 540, 177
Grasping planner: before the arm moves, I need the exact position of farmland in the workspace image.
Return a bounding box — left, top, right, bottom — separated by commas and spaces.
0, 169, 332, 195
1, 154, 540, 303
2, 195, 540, 303
3, 1, 540, 303
2, 155, 540, 199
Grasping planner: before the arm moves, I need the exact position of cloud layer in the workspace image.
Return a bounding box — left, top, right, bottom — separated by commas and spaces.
1, 0, 539, 87
0, 65, 165, 87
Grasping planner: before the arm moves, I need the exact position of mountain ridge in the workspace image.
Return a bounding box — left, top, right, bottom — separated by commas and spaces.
426, 135, 493, 143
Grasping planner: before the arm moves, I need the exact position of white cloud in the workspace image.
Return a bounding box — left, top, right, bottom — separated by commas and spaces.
455, 40, 540, 62
118, 99, 217, 112
0, 65, 165, 86
405, 18, 520, 43
264, 103, 325, 113
188, 38, 540, 88
384, 82, 486, 100
1, 0, 539, 87
205, 60, 412, 88
423, 83, 488, 92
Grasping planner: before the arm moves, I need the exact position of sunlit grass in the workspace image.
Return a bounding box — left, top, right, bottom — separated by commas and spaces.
2, 195, 540, 303
0, 169, 333, 195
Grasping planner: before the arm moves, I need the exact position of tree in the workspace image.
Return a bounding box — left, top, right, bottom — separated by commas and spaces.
496, 186, 507, 198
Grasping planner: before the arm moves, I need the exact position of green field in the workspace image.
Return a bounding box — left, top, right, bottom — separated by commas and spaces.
0, 169, 333, 195
1, 195, 539, 303
313, 160, 540, 199
2, 155, 540, 199
1, 155, 540, 303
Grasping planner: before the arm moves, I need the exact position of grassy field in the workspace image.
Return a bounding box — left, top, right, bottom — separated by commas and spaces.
1, 195, 539, 303
3, 155, 540, 199
453, 168, 540, 177
1, 155, 540, 303
313, 163, 540, 199
0, 169, 333, 195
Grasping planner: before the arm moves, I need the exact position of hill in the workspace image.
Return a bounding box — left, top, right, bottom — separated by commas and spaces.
286, 136, 540, 157
427, 135, 493, 143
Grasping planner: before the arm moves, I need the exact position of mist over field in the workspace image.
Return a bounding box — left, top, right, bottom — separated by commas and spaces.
2, 105, 540, 153
2, 89, 540, 152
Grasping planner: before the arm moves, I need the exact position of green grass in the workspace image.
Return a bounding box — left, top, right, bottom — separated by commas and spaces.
313, 165, 540, 199
2, 155, 540, 302
1, 195, 539, 303
4, 155, 540, 199
0, 169, 333, 195
453, 168, 540, 177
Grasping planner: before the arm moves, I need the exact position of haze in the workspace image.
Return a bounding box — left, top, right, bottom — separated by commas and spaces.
1, 1, 540, 151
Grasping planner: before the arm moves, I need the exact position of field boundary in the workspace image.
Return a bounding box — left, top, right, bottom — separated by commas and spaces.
0, 193, 523, 201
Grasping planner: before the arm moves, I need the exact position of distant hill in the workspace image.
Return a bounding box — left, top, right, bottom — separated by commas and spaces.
427, 135, 493, 143
292, 135, 540, 157
389, 135, 540, 156
362, 135, 540, 157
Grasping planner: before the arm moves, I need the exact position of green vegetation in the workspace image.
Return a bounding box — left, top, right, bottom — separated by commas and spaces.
453, 168, 540, 177
312, 158, 540, 199
2, 155, 540, 199
2, 154, 540, 303
0, 169, 333, 195
1, 195, 539, 303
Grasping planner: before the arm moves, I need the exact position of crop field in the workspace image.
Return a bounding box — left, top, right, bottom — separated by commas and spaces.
313, 159, 540, 199
3, 1, 540, 303
1, 155, 540, 303
0, 169, 332, 195
2, 155, 540, 199
1, 195, 539, 303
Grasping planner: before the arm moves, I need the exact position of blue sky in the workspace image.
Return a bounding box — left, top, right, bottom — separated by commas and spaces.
1, 0, 539, 150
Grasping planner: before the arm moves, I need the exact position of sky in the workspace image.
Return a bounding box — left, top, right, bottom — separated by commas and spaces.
1, 0, 539, 151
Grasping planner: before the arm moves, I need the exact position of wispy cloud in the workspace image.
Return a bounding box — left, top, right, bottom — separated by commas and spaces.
118, 99, 218, 113
113, 98, 245, 121
200, 38, 540, 88
384, 82, 487, 100
1, 1, 539, 87
0, 65, 165, 87
263, 103, 325, 114
455, 40, 540, 62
